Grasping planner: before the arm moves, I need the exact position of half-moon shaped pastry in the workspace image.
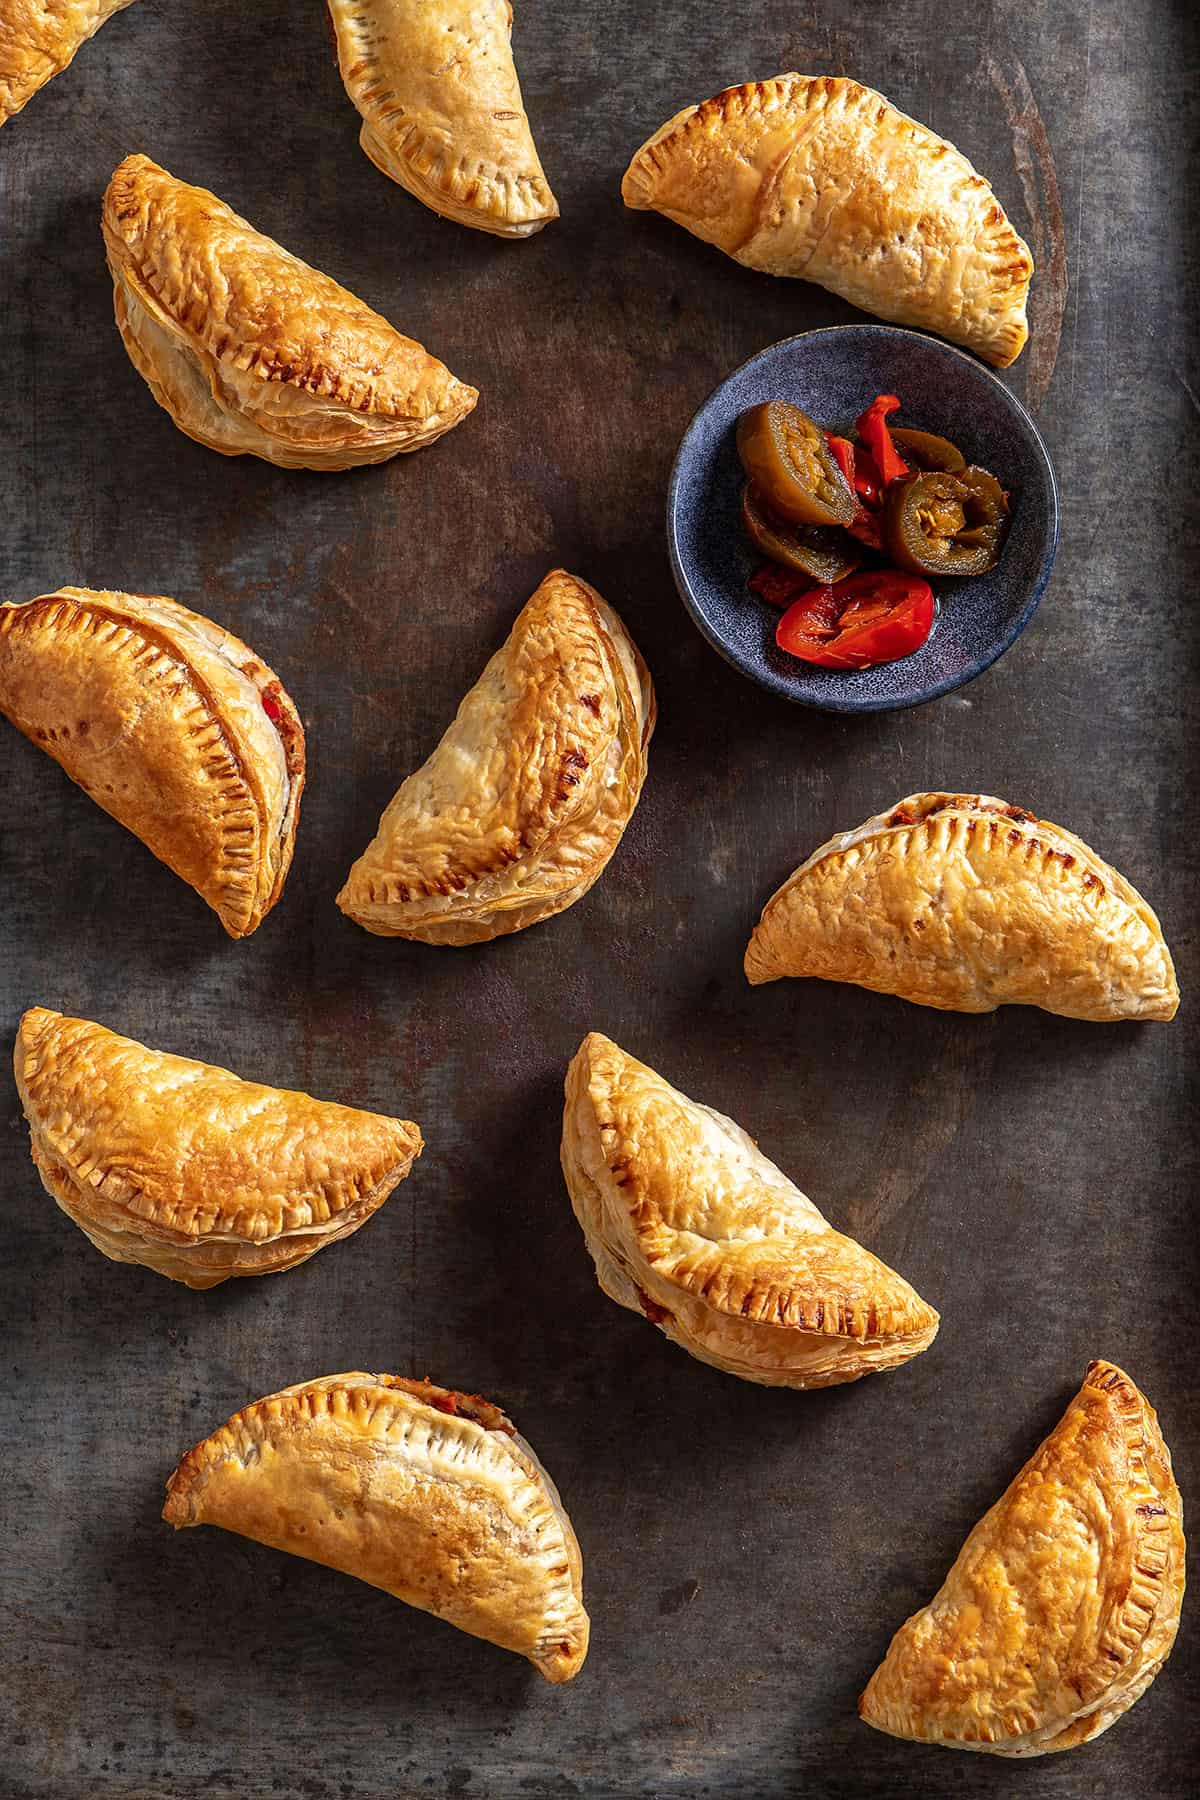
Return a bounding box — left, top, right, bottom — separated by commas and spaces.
860, 1360, 1185, 1756
745, 792, 1179, 1022
337, 570, 655, 944
101, 154, 477, 469
163, 1372, 589, 1681
1, 1, 136, 128
327, 1, 558, 238
14, 1008, 422, 1288
561, 1032, 938, 1388
0, 587, 303, 939
622, 75, 1033, 368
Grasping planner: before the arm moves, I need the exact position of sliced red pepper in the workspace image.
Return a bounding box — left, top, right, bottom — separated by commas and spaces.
826, 433, 856, 490
845, 508, 884, 552
856, 394, 909, 487
749, 562, 813, 608
775, 570, 933, 670
852, 445, 884, 507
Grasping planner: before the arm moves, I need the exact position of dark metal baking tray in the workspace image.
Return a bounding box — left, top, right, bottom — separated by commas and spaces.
1, 2, 1196, 1795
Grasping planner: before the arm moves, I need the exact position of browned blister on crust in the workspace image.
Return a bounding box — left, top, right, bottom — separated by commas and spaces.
163, 1372, 589, 1682
0, 1, 137, 127
622, 75, 1033, 367
745, 792, 1178, 1021
0, 587, 304, 938
337, 570, 655, 944
860, 1360, 1185, 1756
327, 1, 558, 237
101, 154, 477, 469
13, 1009, 422, 1288
561, 1032, 938, 1388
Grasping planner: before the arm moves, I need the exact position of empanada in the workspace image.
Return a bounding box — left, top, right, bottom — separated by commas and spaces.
622, 74, 1033, 368
0, 587, 303, 939
101, 154, 477, 470
337, 570, 655, 944
745, 792, 1178, 1022
561, 1033, 938, 1388
1, 2, 136, 128
860, 1360, 1185, 1756
327, 1, 558, 238
163, 1372, 589, 1681
14, 1008, 422, 1288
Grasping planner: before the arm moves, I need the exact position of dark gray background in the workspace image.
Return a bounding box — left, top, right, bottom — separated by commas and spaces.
1, 3, 1196, 1797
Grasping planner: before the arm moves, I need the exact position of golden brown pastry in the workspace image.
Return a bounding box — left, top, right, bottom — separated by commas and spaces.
561, 1033, 938, 1388
622, 74, 1033, 368
101, 154, 477, 469
745, 792, 1178, 1022
0, 1, 136, 127
163, 1372, 589, 1681
860, 1360, 1185, 1756
327, 1, 558, 238
14, 1008, 422, 1288
337, 570, 655, 944
0, 587, 303, 939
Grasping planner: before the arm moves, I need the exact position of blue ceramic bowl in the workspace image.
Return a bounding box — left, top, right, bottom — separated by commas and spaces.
667, 326, 1059, 712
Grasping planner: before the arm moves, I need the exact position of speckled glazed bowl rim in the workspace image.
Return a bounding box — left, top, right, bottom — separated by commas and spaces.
666, 325, 1061, 713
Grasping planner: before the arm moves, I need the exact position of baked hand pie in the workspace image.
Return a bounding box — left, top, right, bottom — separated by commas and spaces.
0, 587, 303, 939
745, 792, 1179, 1022
163, 1372, 589, 1681
337, 570, 655, 944
14, 1008, 422, 1288
860, 1360, 1185, 1756
622, 74, 1033, 368
561, 1032, 938, 1388
1, 2, 136, 128
327, 1, 558, 238
101, 154, 477, 469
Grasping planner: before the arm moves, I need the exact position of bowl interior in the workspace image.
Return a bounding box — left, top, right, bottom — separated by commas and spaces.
667, 326, 1059, 712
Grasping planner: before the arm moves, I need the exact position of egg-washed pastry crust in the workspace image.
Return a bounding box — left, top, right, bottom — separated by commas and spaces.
561, 1032, 938, 1388
745, 792, 1178, 1021
163, 1371, 589, 1682
13, 1008, 422, 1288
0, 1, 137, 128
622, 74, 1032, 367
0, 587, 304, 938
860, 1360, 1185, 1755
327, 1, 558, 237
101, 154, 477, 469
337, 570, 655, 944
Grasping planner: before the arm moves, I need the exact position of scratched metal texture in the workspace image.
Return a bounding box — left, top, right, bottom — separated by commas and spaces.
0, 2, 1196, 1797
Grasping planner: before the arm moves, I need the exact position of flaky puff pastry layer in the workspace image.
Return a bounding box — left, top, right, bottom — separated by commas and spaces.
561, 1033, 938, 1388
860, 1360, 1185, 1756
0, 587, 303, 939
622, 74, 1032, 367
328, 1, 558, 238
14, 1009, 422, 1288
337, 570, 655, 944
164, 1372, 589, 1682
101, 154, 477, 470
745, 792, 1178, 1022
0, 1, 136, 127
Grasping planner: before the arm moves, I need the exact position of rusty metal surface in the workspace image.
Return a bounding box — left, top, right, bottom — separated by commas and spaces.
1, 3, 1197, 1796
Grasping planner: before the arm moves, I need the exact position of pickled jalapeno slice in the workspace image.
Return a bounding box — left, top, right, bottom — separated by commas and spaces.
889, 427, 967, 473
736, 401, 856, 527
883, 466, 1010, 577
740, 485, 860, 583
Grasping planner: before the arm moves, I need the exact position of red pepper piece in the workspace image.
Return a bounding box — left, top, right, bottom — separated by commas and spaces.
852, 446, 884, 507
845, 509, 884, 552
775, 570, 933, 669
262, 693, 282, 722
856, 394, 909, 487
826, 433, 856, 490
748, 562, 813, 608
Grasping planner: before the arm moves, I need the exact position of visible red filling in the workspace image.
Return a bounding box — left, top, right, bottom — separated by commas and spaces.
262, 693, 282, 722
639, 1289, 671, 1325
